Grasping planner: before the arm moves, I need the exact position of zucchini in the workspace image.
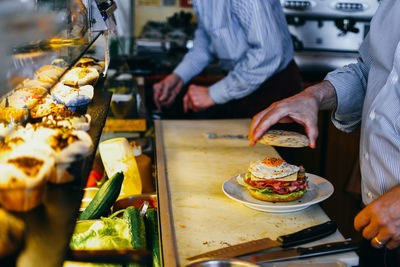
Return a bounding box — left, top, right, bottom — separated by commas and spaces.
78, 172, 124, 220
145, 209, 161, 267
123, 206, 147, 249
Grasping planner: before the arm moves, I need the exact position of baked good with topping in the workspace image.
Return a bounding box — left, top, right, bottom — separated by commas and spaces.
75, 57, 104, 73
0, 107, 29, 123
0, 149, 54, 211
34, 65, 65, 84
237, 157, 308, 202
41, 111, 91, 131
51, 82, 94, 113
1, 87, 47, 109
34, 127, 93, 184
29, 95, 69, 119
61, 67, 99, 86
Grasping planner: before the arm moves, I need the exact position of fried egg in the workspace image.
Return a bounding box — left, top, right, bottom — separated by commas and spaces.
248, 157, 299, 180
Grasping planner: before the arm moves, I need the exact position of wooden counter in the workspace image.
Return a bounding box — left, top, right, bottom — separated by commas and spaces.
155, 119, 358, 267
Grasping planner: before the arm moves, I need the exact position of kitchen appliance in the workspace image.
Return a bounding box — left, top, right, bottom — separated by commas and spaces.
280, 0, 380, 75
187, 221, 337, 260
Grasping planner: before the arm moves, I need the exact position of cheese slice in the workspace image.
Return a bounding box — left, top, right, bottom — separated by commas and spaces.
251, 172, 298, 182
275, 172, 298, 181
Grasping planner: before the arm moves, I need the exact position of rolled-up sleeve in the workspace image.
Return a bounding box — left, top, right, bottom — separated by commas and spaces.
324, 34, 372, 133
209, 0, 292, 104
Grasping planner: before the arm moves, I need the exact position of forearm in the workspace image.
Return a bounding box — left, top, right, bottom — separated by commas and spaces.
304, 80, 338, 110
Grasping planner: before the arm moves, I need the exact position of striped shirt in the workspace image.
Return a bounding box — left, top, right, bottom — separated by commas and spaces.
173, 0, 293, 104
325, 0, 400, 205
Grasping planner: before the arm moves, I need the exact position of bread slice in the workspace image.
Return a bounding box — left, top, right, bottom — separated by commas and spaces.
249, 189, 305, 202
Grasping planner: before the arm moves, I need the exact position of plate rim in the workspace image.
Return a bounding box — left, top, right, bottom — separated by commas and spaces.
222, 173, 334, 211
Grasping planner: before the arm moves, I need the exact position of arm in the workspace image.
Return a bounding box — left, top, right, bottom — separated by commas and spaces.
325, 33, 372, 133
209, 0, 292, 104
249, 33, 373, 146
173, 20, 215, 84
248, 80, 337, 148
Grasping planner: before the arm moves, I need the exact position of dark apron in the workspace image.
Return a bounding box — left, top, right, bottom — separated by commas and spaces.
161, 60, 303, 119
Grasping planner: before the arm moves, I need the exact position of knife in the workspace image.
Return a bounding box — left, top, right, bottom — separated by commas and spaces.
187, 220, 337, 261
251, 240, 361, 263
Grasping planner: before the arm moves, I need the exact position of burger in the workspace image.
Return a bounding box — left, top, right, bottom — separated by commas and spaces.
237, 157, 308, 202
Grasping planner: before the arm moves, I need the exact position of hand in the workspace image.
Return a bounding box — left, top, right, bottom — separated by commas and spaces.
248, 81, 337, 148
354, 185, 400, 250
153, 73, 184, 110
183, 84, 215, 113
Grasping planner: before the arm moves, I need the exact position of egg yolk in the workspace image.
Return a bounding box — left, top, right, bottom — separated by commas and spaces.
263, 157, 285, 167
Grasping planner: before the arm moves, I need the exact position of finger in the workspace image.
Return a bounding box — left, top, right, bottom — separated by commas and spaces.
354, 208, 372, 232
371, 235, 387, 249
183, 94, 189, 113
163, 88, 179, 107
249, 108, 270, 142
153, 88, 162, 111
252, 108, 289, 143
159, 83, 170, 102
362, 223, 379, 240
302, 118, 319, 149
386, 238, 400, 250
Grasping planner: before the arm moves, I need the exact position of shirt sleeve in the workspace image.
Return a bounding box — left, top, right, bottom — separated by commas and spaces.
209, 0, 292, 104
324, 33, 372, 133
173, 19, 215, 84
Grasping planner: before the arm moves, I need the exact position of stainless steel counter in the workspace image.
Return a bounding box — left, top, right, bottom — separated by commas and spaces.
155, 119, 359, 267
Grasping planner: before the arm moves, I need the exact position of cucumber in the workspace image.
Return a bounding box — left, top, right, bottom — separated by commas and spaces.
145, 209, 161, 267
123, 206, 147, 249
78, 172, 124, 220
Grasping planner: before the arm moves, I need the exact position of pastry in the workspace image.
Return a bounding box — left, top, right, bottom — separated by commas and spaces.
41, 112, 91, 131
29, 95, 69, 119
45, 129, 93, 184
0, 149, 54, 211
34, 65, 65, 84
0, 107, 29, 123
51, 82, 94, 113
61, 67, 99, 86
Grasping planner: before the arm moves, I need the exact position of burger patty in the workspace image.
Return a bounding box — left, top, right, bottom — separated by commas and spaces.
245, 176, 308, 195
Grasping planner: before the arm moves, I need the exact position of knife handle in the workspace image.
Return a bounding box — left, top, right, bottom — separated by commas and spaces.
298, 240, 361, 257
278, 220, 337, 248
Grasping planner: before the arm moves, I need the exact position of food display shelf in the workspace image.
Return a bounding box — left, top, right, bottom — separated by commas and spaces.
9, 88, 112, 267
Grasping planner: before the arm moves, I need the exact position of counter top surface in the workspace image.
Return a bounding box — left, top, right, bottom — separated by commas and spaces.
156, 119, 358, 266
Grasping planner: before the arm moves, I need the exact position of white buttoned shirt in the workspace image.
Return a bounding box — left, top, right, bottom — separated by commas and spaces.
325, 0, 400, 204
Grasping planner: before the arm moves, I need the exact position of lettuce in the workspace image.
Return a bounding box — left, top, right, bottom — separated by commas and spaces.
70, 217, 132, 250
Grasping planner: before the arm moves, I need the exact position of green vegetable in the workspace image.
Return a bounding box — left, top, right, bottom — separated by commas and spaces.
79, 172, 124, 220
70, 217, 132, 250
145, 209, 161, 267
123, 207, 146, 249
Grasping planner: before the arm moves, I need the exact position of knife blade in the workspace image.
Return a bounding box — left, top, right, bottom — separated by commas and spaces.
187, 220, 337, 261
251, 240, 361, 263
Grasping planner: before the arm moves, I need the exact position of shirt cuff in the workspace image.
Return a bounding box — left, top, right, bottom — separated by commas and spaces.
324, 73, 362, 133
324, 73, 361, 119
173, 61, 201, 84
209, 79, 231, 104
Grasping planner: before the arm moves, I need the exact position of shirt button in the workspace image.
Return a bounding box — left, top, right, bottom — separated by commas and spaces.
393, 74, 399, 83
369, 111, 375, 120
365, 153, 369, 160
367, 191, 373, 199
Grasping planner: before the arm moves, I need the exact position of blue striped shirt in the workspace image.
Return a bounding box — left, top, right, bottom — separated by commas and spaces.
325, 0, 400, 205
173, 0, 293, 104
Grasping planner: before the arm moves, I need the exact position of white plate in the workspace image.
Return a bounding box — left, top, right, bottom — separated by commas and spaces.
222, 173, 334, 213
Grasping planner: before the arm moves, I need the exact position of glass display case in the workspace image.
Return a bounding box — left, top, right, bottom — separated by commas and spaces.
0, 0, 118, 266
